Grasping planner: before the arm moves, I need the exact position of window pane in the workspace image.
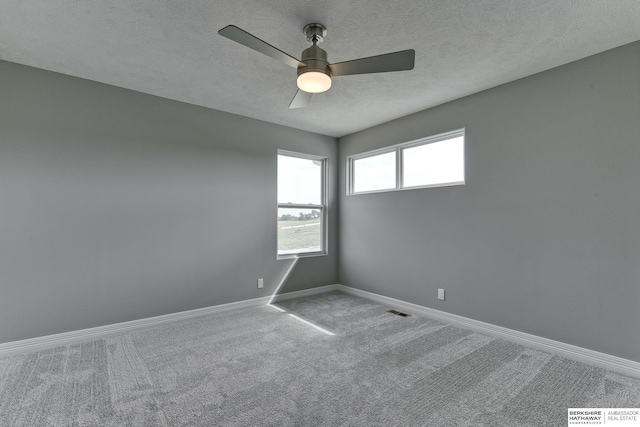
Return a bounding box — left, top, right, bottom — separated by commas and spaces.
277, 207, 322, 255
278, 155, 322, 204
353, 151, 396, 193
402, 136, 464, 188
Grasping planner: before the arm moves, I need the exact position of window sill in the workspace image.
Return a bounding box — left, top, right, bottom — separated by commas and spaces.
277, 251, 327, 261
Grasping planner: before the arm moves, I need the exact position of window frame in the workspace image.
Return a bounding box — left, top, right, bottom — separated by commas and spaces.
347, 128, 465, 195
277, 150, 328, 260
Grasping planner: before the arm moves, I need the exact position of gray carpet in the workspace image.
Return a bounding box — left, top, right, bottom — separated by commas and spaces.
0, 291, 638, 426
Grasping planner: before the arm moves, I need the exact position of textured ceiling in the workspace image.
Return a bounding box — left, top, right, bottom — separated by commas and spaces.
1, 1, 639, 137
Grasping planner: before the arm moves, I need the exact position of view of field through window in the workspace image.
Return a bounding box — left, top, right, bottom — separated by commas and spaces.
277, 208, 322, 255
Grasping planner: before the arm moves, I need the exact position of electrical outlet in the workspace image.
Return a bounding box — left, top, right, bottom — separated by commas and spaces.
257, 278, 264, 289
438, 288, 445, 301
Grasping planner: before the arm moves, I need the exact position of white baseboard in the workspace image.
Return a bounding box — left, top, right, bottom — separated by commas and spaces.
4, 283, 638, 380
0, 286, 335, 358
337, 284, 640, 379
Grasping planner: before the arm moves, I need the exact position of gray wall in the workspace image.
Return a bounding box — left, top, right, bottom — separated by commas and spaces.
338, 42, 640, 362
0, 60, 338, 343
2, 41, 639, 364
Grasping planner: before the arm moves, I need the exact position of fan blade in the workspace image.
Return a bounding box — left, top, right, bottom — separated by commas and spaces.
330, 49, 415, 76
218, 25, 304, 69
289, 90, 313, 109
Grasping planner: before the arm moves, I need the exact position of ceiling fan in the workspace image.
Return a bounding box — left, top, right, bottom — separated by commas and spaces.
218, 23, 415, 108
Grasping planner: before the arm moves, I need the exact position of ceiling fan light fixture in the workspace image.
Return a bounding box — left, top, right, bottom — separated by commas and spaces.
297, 70, 332, 93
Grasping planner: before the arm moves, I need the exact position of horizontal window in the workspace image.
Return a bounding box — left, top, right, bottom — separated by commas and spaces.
347, 129, 465, 195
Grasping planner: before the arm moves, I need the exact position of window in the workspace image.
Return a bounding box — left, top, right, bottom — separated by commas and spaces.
347, 129, 464, 195
352, 151, 396, 193
277, 151, 327, 258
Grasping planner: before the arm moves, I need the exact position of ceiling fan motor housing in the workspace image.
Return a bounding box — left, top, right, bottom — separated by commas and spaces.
299, 44, 331, 78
